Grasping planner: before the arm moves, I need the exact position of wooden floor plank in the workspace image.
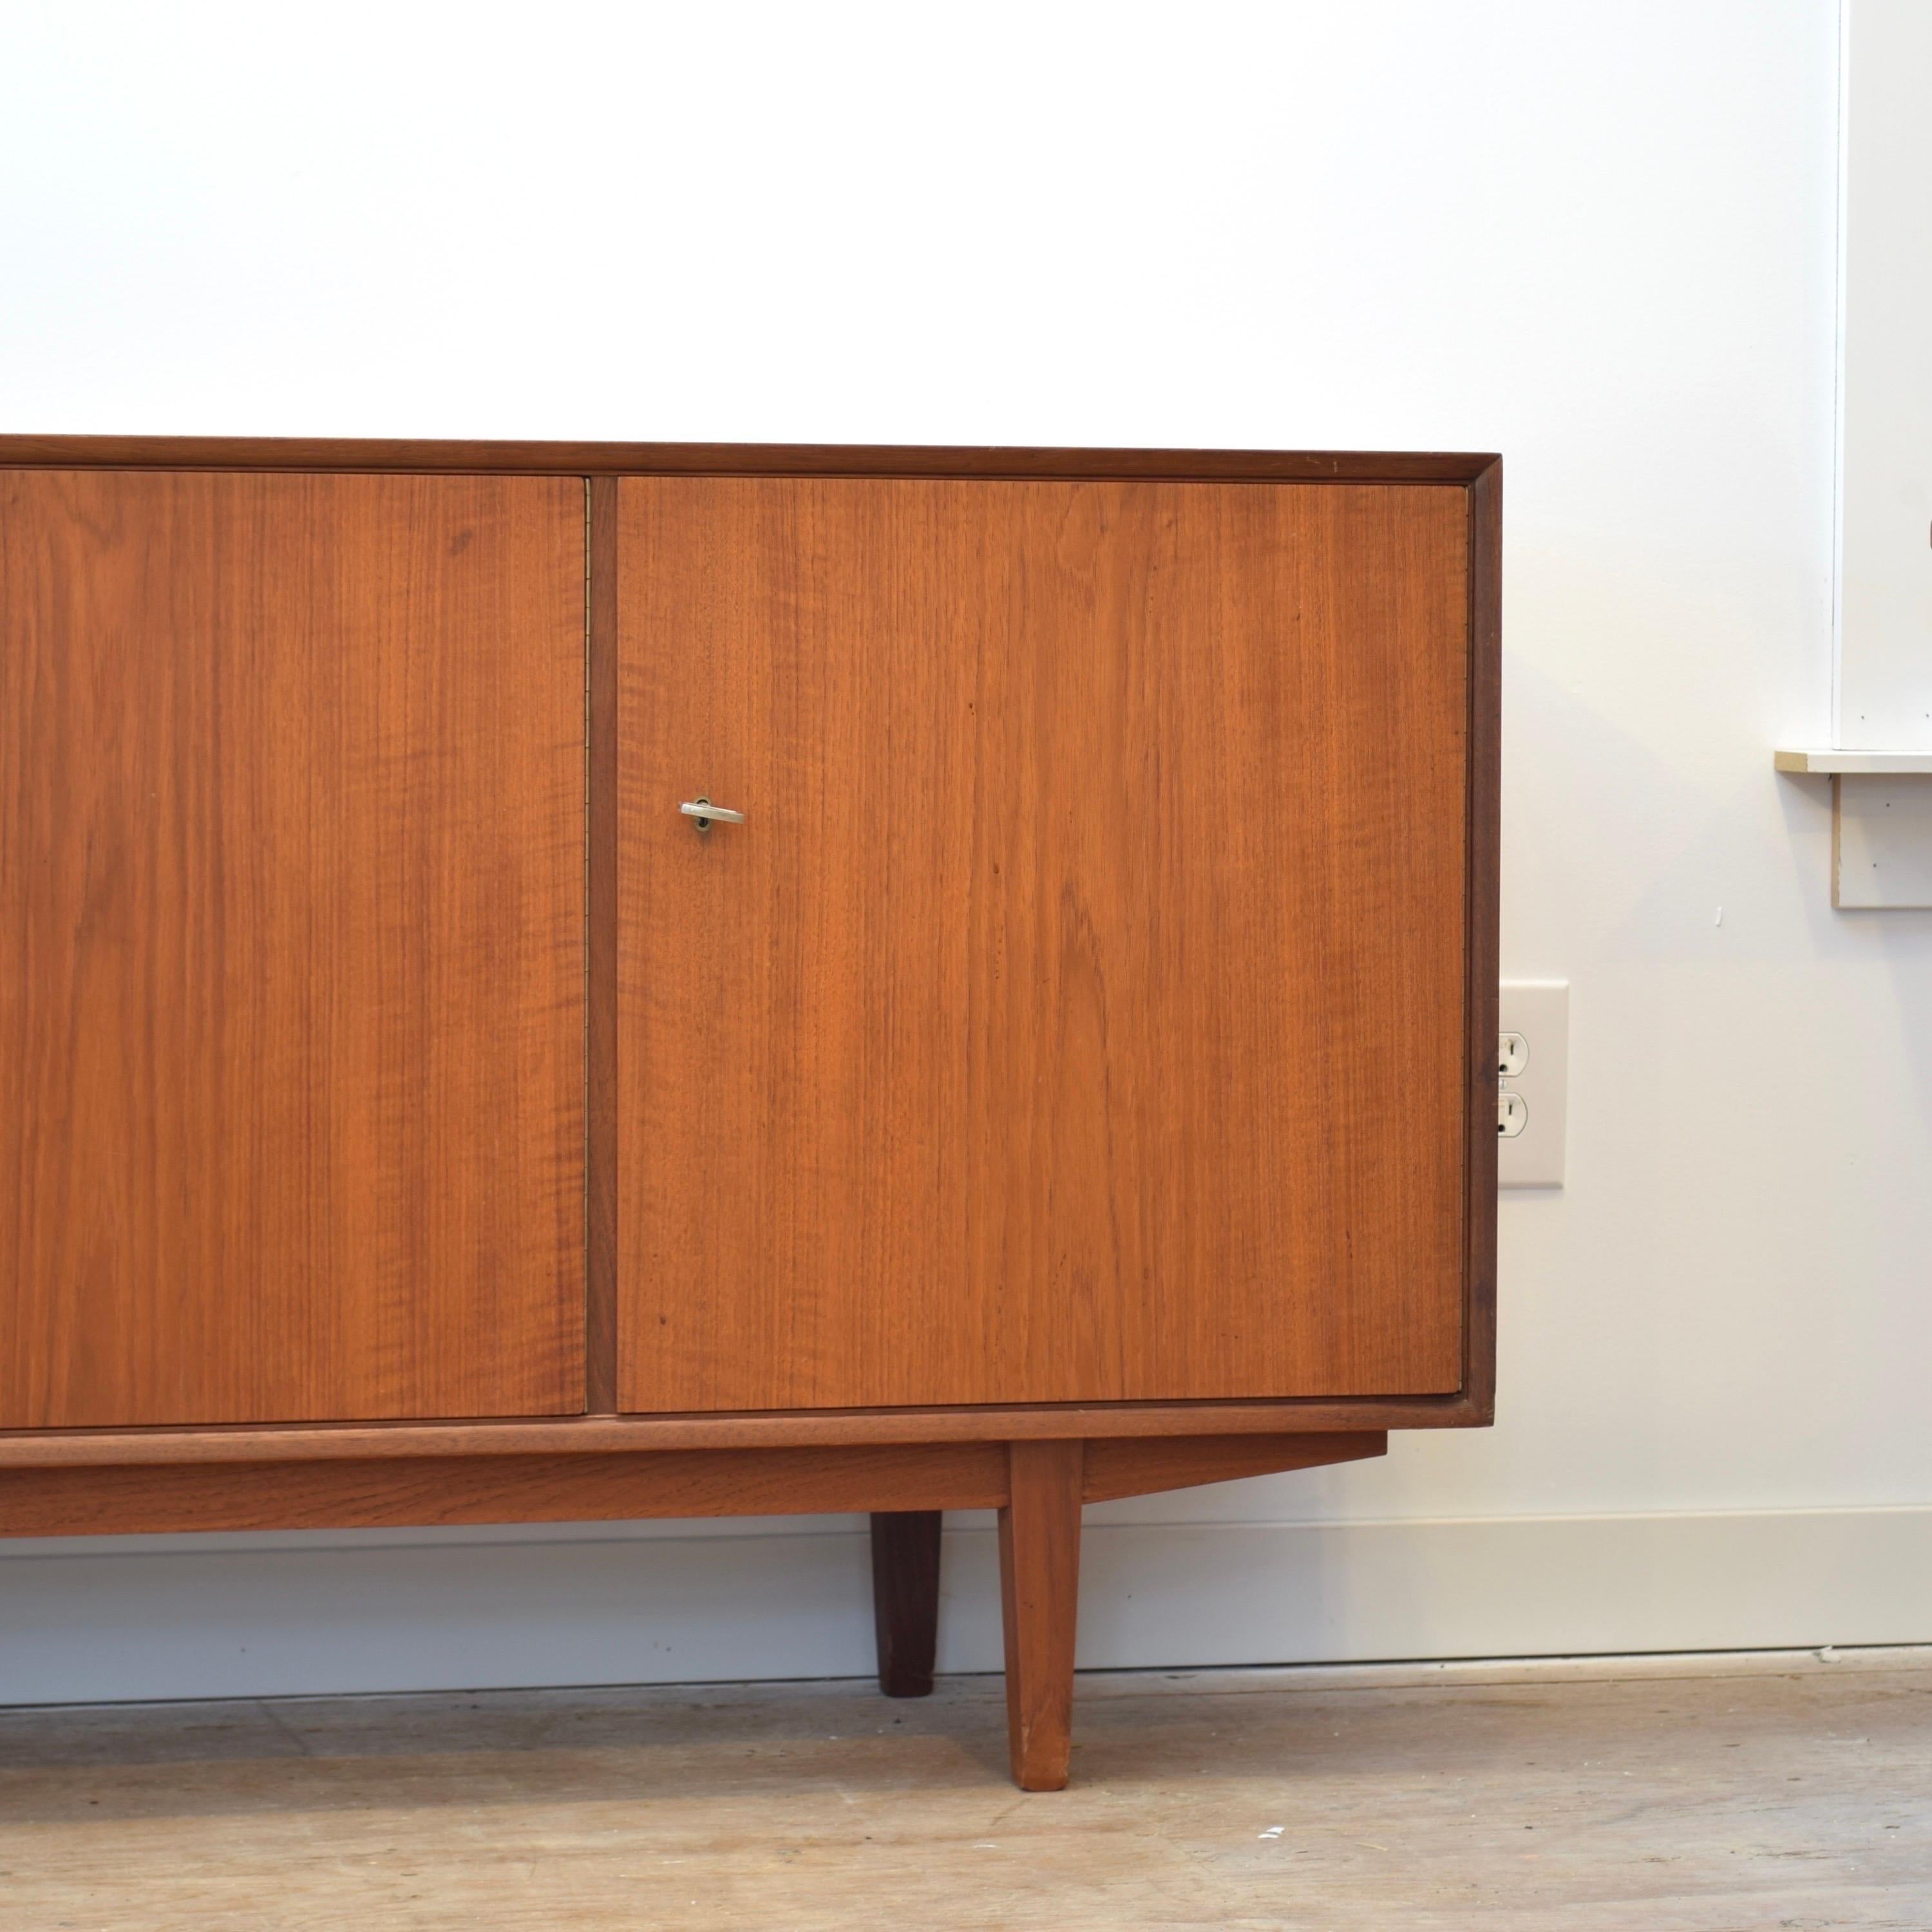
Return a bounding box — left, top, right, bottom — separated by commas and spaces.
0, 1655, 1926, 1929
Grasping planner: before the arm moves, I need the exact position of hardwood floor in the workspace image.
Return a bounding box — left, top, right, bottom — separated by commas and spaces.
0, 1652, 1925, 1929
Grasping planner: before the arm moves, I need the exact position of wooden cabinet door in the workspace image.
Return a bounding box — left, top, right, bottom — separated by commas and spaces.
617, 477, 1474, 1414
0, 471, 585, 1428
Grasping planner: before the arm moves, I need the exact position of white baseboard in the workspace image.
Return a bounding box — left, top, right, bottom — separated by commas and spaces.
1, 1504, 1927, 1707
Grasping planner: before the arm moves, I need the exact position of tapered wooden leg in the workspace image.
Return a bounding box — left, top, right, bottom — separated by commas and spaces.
869, 1510, 943, 1697
998, 1438, 1084, 1791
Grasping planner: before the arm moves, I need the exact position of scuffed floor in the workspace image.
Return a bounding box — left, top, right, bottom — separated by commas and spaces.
0, 1650, 1926, 1929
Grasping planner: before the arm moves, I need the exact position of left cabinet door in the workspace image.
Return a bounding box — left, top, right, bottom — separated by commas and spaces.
0, 471, 586, 1428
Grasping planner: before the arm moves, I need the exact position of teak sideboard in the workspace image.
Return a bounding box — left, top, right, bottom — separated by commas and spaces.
0, 438, 1499, 1790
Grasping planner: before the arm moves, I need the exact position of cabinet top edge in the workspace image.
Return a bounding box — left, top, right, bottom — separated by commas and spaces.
0, 436, 1502, 484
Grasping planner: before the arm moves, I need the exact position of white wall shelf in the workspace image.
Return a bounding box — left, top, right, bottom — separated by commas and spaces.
1777, 752, 1932, 907
1774, 748, 1932, 775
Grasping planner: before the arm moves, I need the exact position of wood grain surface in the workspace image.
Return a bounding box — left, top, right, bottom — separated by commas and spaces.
871, 1510, 945, 1697
1461, 459, 1502, 1418
587, 477, 620, 1411
1079, 1430, 1386, 1502
0, 1432, 1392, 1539
0, 470, 585, 1428
0, 1654, 1917, 1924
0, 435, 1499, 484
617, 477, 1472, 1413
1, 1658, 1920, 1926
0, 1394, 1472, 1469
999, 1439, 1084, 1791
0, 1442, 1009, 1538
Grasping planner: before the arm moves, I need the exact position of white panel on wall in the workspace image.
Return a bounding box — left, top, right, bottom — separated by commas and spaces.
1835, 778, 1932, 906
1836, 0, 1932, 750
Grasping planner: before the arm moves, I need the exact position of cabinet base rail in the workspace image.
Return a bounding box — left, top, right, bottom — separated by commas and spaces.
0, 1430, 1381, 1791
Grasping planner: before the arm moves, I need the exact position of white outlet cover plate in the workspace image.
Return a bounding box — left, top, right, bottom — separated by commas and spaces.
1497, 980, 1568, 1189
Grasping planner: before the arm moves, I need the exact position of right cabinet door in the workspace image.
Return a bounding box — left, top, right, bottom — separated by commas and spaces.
618, 477, 1473, 1413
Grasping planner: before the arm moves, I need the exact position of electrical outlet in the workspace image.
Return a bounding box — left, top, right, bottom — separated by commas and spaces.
1497, 980, 1567, 1188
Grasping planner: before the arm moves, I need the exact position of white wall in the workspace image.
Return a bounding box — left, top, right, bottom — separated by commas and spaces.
6, 0, 1929, 1702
